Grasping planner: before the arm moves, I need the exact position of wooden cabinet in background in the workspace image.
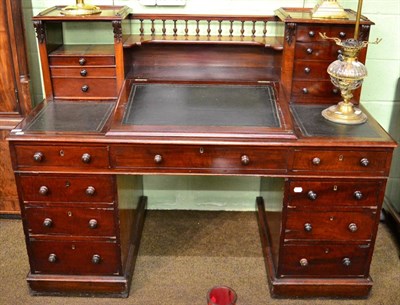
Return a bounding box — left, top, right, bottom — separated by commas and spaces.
0, 0, 32, 216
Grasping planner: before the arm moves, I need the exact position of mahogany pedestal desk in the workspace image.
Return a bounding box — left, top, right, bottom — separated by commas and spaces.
8, 6, 397, 299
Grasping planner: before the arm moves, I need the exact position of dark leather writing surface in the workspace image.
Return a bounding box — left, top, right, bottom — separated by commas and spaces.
24, 101, 115, 133
291, 104, 380, 138
123, 84, 280, 127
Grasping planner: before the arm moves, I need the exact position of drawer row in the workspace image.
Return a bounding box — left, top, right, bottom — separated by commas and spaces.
12, 144, 390, 175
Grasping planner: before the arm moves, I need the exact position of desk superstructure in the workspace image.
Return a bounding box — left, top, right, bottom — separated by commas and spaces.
8, 6, 396, 298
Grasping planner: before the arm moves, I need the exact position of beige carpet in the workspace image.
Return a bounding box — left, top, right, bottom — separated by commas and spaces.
1, 211, 399, 305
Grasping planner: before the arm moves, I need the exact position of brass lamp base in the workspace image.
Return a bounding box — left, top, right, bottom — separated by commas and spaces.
321, 102, 367, 125
312, 0, 348, 19
61, 2, 101, 16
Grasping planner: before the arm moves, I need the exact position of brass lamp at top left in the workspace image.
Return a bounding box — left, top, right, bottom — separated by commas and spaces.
61, 0, 101, 15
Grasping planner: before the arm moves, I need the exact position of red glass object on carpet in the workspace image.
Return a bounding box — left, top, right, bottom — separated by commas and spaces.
207, 286, 237, 305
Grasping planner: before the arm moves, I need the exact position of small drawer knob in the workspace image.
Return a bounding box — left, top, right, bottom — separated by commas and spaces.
348, 223, 358, 232
154, 154, 163, 164
308, 31, 315, 37
339, 31, 346, 38
332, 88, 339, 94
302, 88, 308, 94
353, 191, 363, 200
92, 254, 101, 264
312, 157, 321, 165
39, 186, 49, 196
48, 253, 57, 263
33, 152, 44, 162
241, 155, 250, 165
81, 85, 89, 92
43, 218, 53, 227
304, 67, 311, 74
342, 257, 351, 266
88, 219, 98, 229
307, 190, 317, 201
306, 48, 313, 54
80, 69, 87, 77
299, 258, 308, 267
85, 186, 96, 196
360, 158, 369, 167
81, 153, 91, 163
304, 223, 312, 232
78, 58, 86, 65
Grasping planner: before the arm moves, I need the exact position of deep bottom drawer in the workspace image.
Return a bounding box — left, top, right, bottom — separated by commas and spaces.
29, 240, 121, 275
278, 244, 370, 277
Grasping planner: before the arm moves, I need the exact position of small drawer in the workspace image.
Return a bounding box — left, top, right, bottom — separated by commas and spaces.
287, 180, 381, 207
13, 144, 110, 169
48, 55, 115, 67
291, 80, 340, 98
293, 61, 331, 80
50, 67, 116, 78
292, 149, 389, 173
111, 145, 288, 174
19, 174, 115, 203
284, 210, 377, 241
278, 244, 370, 277
52, 78, 117, 98
29, 240, 121, 275
296, 25, 354, 42
294, 42, 342, 60
25, 206, 116, 237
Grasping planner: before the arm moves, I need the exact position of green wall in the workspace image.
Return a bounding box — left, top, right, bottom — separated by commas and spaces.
23, 0, 399, 211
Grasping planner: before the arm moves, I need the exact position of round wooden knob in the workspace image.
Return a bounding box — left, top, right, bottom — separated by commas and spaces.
300, 258, 308, 267
39, 186, 49, 196
241, 155, 250, 165
332, 88, 339, 94
360, 158, 369, 167
81, 153, 91, 164
304, 67, 311, 74
81, 85, 89, 92
48, 253, 57, 263
308, 31, 315, 37
78, 58, 86, 65
33, 152, 44, 162
312, 157, 321, 165
342, 257, 351, 266
43, 218, 53, 227
339, 31, 346, 38
80, 69, 87, 77
302, 88, 309, 94
306, 48, 313, 54
85, 186, 96, 196
88, 219, 98, 229
92, 254, 101, 264
307, 190, 317, 201
154, 154, 163, 164
304, 223, 312, 232
348, 223, 358, 232
353, 191, 363, 200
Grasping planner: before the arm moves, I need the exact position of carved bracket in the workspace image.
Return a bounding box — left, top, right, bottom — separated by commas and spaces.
33, 20, 45, 44
359, 25, 370, 41
285, 23, 296, 46
112, 20, 123, 43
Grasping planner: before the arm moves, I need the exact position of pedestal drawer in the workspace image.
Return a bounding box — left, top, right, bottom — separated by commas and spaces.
279, 244, 370, 277
29, 240, 121, 275
49, 55, 115, 66
25, 206, 116, 237
13, 144, 110, 169
52, 78, 117, 98
19, 175, 115, 203
51, 67, 116, 78
296, 25, 354, 42
287, 180, 381, 207
284, 210, 377, 241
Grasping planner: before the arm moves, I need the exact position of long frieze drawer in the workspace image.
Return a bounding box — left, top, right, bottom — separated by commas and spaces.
13, 144, 110, 169
296, 25, 355, 42
278, 244, 370, 277
287, 180, 382, 207
19, 175, 115, 203
293, 61, 331, 80
29, 240, 121, 275
52, 78, 117, 98
284, 210, 377, 241
24, 206, 116, 237
294, 42, 341, 60
110, 145, 288, 173
291, 80, 340, 98
48, 55, 115, 66
292, 150, 389, 173
50, 67, 116, 78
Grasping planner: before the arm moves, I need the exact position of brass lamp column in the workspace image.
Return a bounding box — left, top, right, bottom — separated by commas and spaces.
61, 0, 101, 16
321, 0, 380, 124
